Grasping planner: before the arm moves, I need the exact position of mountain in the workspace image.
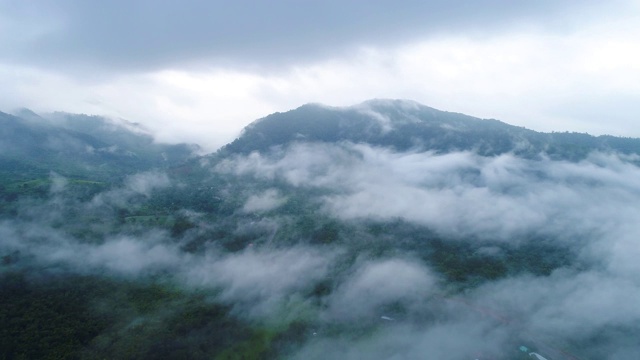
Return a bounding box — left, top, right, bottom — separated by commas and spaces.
223, 99, 640, 161
0, 110, 198, 182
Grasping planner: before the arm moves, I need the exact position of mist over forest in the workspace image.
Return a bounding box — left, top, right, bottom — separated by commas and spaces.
2, 100, 640, 359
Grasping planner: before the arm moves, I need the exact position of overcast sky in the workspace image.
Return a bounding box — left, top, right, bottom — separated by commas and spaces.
1, 0, 639, 152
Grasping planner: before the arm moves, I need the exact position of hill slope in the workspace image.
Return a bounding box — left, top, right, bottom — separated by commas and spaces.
0, 110, 198, 182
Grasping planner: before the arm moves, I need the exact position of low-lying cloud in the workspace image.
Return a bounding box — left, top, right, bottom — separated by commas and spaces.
242, 188, 286, 213
326, 258, 437, 322
218, 143, 640, 244
213, 141, 640, 357
5, 143, 640, 358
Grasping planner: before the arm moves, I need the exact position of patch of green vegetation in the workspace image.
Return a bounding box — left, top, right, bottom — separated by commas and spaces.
0, 273, 112, 360
0, 177, 110, 206
0, 271, 272, 360
124, 215, 175, 227
427, 238, 574, 286
4, 179, 49, 197
70, 179, 107, 185
125, 283, 182, 314
214, 329, 276, 360
428, 240, 508, 283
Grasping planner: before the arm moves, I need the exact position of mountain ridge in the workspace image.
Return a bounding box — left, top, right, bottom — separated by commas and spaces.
0, 110, 198, 182
220, 99, 640, 161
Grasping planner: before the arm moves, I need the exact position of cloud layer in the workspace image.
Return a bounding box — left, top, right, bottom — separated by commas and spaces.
0, 1, 602, 72
4, 141, 640, 357
213, 142, 640, 357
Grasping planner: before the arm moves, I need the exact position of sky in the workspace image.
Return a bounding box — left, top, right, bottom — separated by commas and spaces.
1, 0, 639, 152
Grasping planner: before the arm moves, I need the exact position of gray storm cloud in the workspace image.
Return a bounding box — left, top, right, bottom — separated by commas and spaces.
0, 0, 603, 73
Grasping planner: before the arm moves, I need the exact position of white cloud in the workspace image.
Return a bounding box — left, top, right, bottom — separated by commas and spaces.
49, 171, 68, 194
219, 142, 640, 249
124, 171, 171, 196
326, 258, 437, 322
242, 189, 286, 213
218, 140, 640, 356
291, 321, 508, 360
89, 171, 170, 208
185, 247, 337, 319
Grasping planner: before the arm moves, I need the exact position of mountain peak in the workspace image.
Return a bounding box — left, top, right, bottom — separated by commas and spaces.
223, 99, 500, 154
12, 108, 42, 120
